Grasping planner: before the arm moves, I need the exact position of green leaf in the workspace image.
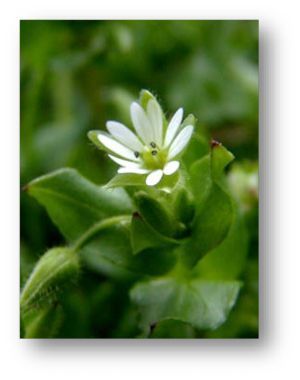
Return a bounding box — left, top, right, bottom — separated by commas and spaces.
27, 168, 176, 278
184, 184, 233, 266
184, 144, 235, 266
20, 247, 80, 313
79, 221, 137, 278
27, 168, 133, 241
130, 212, 179, 255
173, 187, 195, 225
211, 141, 235, 180
189, 155, 212, 214
80, 217, 176, 278
194, 204, 248, 280
182, 133, 209, 169
134, 191, 176, 237
131, 277, 241, 333
105, 173, 147, 189
105, 170, 180, 190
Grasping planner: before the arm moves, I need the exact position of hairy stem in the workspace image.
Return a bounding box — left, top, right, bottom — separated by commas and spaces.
73, 215, 131, 251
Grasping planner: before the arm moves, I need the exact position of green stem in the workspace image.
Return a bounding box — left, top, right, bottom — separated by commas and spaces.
73, 215, 131, 251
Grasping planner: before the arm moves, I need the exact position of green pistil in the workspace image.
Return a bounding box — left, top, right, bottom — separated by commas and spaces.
142, 148, 167, 170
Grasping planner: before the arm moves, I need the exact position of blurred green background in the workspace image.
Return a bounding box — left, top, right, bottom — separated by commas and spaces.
20, 20, 258, 338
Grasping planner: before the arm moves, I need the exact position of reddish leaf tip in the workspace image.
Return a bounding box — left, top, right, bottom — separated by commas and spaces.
21, 184, 29, 192
211, 139, 222, 148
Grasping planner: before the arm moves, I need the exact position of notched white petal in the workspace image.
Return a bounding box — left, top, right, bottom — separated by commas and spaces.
163, 161, 180, 175
130, 102, 153, 144
164, 108, 184, 147
147, 99, 163, 147
118, 167, 149, 174
108, 154, 141, 168
97, 133, 138, 161
168, 125, 194, 160
106, 121, 143, 151
146, 169, 163, 186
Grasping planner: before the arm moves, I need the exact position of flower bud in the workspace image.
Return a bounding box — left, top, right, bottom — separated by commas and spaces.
20, 247, 80, 313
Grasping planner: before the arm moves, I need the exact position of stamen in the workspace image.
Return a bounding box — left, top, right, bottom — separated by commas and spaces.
134, 151, 140, 158
150, 142, 156, 148
151, 150, 158, 156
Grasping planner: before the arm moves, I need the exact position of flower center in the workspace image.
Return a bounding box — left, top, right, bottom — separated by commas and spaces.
137, 142, 168, 170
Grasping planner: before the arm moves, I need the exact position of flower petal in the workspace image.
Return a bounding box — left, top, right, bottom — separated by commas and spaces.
147, 99, 163, 147
97, 132, 139, 161
146, 169, 163, 186
168, 125, 194, 160
164, 108, 183, 147
108, 154, 142, 169
106, 121, 143, 151
130, 102, 153, 144
118, 167, 150, 174
163, 161, 180, 175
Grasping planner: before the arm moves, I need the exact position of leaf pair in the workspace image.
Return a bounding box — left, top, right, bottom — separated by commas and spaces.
129, 143, 244, 334
181, 142, 235, 266
24, 168, 178, 278
22, 142, 246, 337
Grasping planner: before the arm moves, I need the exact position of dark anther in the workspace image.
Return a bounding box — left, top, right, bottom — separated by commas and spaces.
151, 150, 158, 156
134, 151, 140, 158
150, 141, 156, 148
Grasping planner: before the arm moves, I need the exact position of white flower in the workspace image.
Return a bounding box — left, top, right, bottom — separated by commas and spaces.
96, 99, 194, 186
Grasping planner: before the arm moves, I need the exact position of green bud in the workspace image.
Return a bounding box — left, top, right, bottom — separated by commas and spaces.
23, 305, 64, 339
134, 191, 175, 237
20, 247, 80, 313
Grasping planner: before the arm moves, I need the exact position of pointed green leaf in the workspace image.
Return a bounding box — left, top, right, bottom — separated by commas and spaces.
27, 168, 133, 241
105, 173, 147, 189
189, 155, 212, 214
182, 133, 210, 169
134, 191, 176, 237
194, 204, 248, 280
79, 217, 176, 278
183, 183, 233, 267
130, 212, 179, 255
173, 187, 195, 225
211, 141, 235, 180
184, 144, 235, 266
131, 277, 241, 332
